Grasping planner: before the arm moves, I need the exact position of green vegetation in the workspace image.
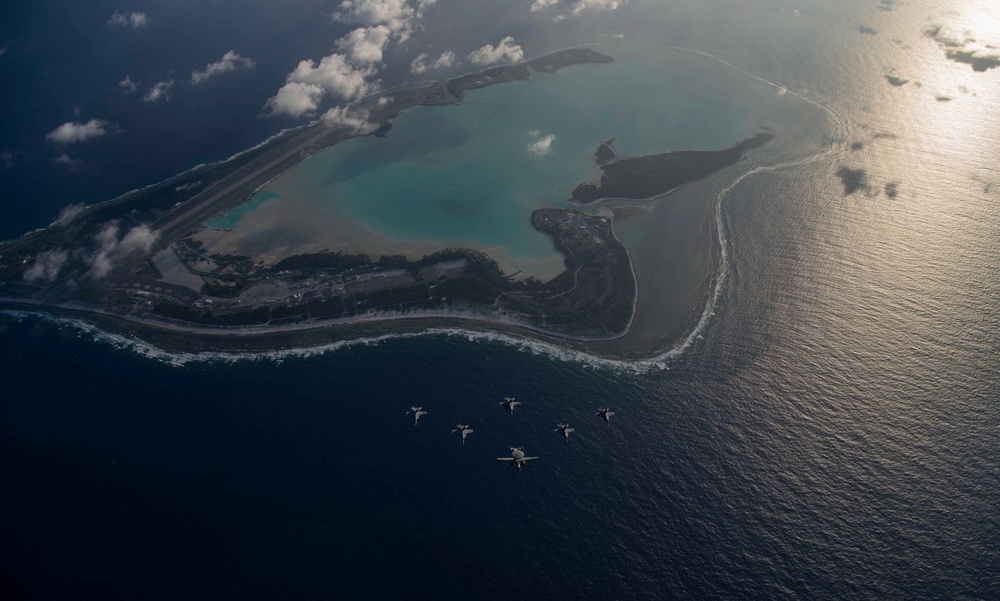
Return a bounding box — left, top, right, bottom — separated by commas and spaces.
446, 48, 613, 98
273, 251, 372, 273
572, 132, 774, 203
527, 48, 615, 73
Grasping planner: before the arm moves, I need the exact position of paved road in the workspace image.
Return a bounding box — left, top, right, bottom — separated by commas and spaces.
150, 122, 340, 249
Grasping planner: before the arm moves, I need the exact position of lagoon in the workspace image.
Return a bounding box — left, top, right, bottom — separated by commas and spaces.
196, 45, 825, 284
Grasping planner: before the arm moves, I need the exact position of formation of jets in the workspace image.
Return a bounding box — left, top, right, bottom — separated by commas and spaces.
405, 397, 615, 471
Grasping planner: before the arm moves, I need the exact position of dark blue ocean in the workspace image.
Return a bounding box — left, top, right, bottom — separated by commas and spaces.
2, 1, 999, 599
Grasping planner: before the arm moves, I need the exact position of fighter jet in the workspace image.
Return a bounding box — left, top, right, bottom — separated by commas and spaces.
452, 424, 473, 444
497, 447, 538, 471
499, 397, 521, 415
596, 407, 615, 425
407, 406, 427, 426
554, 423, 575, 442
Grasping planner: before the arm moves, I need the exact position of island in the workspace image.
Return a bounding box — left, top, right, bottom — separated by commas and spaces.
0, 47, 772, 353
571, 132, 774, 203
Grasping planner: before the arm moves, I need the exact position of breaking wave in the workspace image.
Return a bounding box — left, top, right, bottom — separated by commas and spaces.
0, 308, 672, 373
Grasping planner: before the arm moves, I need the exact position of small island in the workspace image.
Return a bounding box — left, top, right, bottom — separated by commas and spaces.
446, 48, 614, 98
571, 132, 774, 203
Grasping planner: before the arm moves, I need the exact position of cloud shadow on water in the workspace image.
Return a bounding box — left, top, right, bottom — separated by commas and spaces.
836, 166, 868, 196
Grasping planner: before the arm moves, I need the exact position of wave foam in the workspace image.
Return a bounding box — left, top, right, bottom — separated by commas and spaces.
0, 309, 671, 373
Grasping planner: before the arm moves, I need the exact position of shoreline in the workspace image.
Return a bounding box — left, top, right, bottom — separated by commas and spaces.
0, 296, 630, 356
0, 44, 794, 362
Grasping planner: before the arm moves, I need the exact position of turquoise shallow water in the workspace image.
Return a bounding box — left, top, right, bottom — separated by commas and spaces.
217, 46, 805, 267
206, 190, 280, 229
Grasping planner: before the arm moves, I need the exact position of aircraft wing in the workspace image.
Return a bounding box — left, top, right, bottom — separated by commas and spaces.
497, 457, 516, 461
522, 457, 539, 461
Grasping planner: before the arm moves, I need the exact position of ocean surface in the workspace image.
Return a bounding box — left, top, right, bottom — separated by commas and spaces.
2, 1, 998, 599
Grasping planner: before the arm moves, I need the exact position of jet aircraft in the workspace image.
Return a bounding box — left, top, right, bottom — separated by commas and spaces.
452, 424, 473, 444
596, 407, 615, 425
497, 447, 538, 471
500, 397, 521, 415
554, 423, 575, 442
407, 406, 427, 426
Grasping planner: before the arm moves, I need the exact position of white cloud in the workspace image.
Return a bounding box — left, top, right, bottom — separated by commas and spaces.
267, 53, 374, 117
336, 26, 392, 66
527, 130, 556, 156
142, 80, 174, 103
86, 223, 160, 279
322, 106, 376, 134
95, 223, 121, 252
46, 119, 110, 145
410, 52, 430, 74
266, 82, 326, 118
89, 253, 114, 279
431, 50, 455, 69
53, 153, 84, 171
289, 54, 374, 99
531, 0, 560, 12
24, 250, 69, 283
53, 203, 86, 227
270, 0, 441, 120
333, 0, 415, 35
416, 0, 437, 17
410, 50, 454, 74
118, 74, 138, 92
119, 224, 159, 254
468, 36, 524, 66
108, 11, 148, 28
572, 0, 629, 14
532, 0, 629, 17
191, 50, 255, 84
